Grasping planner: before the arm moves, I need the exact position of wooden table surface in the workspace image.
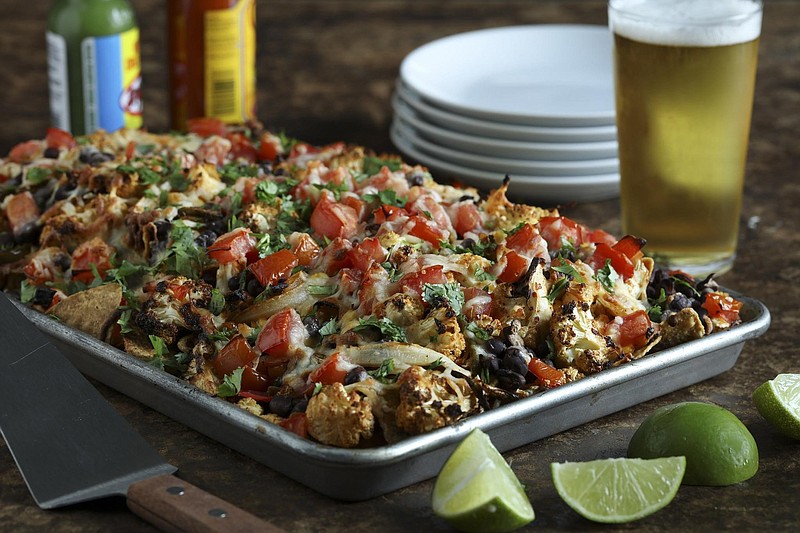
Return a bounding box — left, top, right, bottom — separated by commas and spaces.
1, 1, 798, 531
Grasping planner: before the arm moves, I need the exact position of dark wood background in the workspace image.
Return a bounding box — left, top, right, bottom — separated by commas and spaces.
1, 1, 799, 531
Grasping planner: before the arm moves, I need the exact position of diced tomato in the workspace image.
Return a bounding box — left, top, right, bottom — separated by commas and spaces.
316, 237, 354, 276
45, 127, 77, 150
255, 308, 308, 361
341, 195, 365, 221
258, 132, 282, 161
210, 335, 257, 378
406, 193, 453, 234
240, 366, 270, 392
584, 228, 618, 246
308, 353, 351, 385
606, 310, 653, 349
372, 204, 408, 224
125, 140, 137, 160
401, 265, 448, 297
590, 243, 635, 279
462, 286, 493, 319
207, 228, 256, 264
349, 237, 387, 273
538, 216, 585, 251
612, 235, 646, 262
187, 117, 228, 137
5, 191, 40, 237
226, 132, 258, 163
70, 237, 115, 283
407, 215, 448, 248
194, 136, 232, 164
451, 202, 481, 237
8, 140, 42, 164
339, 267, 364, 297
701, 292, 742, 324
589, 235, 647, 280
290, 233, 321, 266
527, 357, 566, 388
498, 250, 530, 284
248, 249, 298, 287
356, 262, 389, 313
279, 412, 309, 438
310, 193, 359, 240
288, 142, 318, 159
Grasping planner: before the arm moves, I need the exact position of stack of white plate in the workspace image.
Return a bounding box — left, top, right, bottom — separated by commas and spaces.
391, 25, 619, 204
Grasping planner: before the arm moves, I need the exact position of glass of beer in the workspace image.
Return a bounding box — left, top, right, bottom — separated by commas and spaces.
609, 0, 762, 277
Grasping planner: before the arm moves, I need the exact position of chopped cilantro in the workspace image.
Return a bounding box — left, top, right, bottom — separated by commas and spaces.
362, 155, 402, 176
117, 309, 133, 334
594, 259, 619, 293
547, 277, 571, 303
368, 358, 397, 383
209, 289, 225, 315
318, 318, 339, 337
26, 167, 51, 185
422, 282, 464, 314
216, 367, 245, 397
19, 280, 36, 304
466, 321, 491, 341
353, 316, 407, 342
363, 189, 406, 208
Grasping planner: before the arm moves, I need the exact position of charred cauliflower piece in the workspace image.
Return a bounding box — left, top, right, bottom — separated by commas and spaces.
395, 365, 474, 435
550, 281, 620, 374
306, 383, 374, 448
134, 276, 218, 345
480, 179, 557, 232
405, 306, 466, 364
373, 292, 425, 326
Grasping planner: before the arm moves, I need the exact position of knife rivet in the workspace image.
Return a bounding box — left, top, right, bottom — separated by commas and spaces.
209, 508, 228, 519
167, 486, 186, 496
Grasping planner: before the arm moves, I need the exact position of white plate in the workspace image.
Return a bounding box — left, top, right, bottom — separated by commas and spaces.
394, 83, 617, 143
390, 124, 619, 204
393, 119, 619, 177
393, 97, 618, 161
400, 25, 616, 126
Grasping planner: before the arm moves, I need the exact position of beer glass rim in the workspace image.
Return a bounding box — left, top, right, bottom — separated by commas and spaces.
608, 0, 763, 27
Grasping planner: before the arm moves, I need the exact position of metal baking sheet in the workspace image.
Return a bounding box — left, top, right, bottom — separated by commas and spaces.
14, 293, 770, 502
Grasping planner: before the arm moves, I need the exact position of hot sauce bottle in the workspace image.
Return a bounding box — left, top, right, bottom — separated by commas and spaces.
168, 0, 257, 131
47, 0, 143, 135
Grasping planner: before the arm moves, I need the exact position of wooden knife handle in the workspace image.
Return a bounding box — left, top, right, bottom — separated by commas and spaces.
127, 474, 285, 533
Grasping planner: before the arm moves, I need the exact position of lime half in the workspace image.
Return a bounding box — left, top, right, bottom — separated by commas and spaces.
432, 429, 534, 533
753, 373, 800, 440
551, 456, 685, 523
627, 402, 758, 486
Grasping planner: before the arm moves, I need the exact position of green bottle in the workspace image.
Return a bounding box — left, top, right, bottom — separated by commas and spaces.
47, 0, 143, 135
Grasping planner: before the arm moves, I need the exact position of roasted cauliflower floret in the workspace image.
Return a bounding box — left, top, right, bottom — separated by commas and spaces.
395, 366, 474, 435
373, 292, 425, 326
405, 306, 466, 364
550, 281, 620, 374
134, 276, 218, 345
306, 383, 374, 448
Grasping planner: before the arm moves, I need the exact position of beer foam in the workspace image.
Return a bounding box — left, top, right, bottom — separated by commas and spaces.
609, 0, 762, 47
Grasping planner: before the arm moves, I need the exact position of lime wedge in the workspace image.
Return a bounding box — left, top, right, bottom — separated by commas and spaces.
627, 402, 758, 485
432, 429, 534, 533
753, 373, 800, 440
551, 456, 685, 524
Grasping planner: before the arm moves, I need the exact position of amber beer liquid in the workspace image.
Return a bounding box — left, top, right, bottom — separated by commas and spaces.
609, 0, 762, 276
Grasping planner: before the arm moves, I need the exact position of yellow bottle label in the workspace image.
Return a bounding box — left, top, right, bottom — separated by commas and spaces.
120, 27, 143, 129
204, 0, 256, 124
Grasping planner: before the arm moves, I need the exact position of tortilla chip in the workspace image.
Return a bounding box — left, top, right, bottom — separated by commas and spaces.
49, 283, 122, 342
655, 308, 706, 351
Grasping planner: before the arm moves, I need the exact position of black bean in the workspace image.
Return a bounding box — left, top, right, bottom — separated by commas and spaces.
496, 369, 526, 391
269, 395, 293, 418
485, 338, 507, 356
480, 353, 500, 374
32, 287, 56, 307
501, 351, 529, 376
364, 223, 380, 236
246, 278, 264, 296
344, 366, 368, 385
407, 172, 425, 187
228, 275, 241, 291
43, 147, 60, 159
303, 315, 321, 336
194, 229, 218, 248
153, 220, 172, 241
54, 183, 76, 200
292, 398, 309, 413
669, 293, 692, 311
